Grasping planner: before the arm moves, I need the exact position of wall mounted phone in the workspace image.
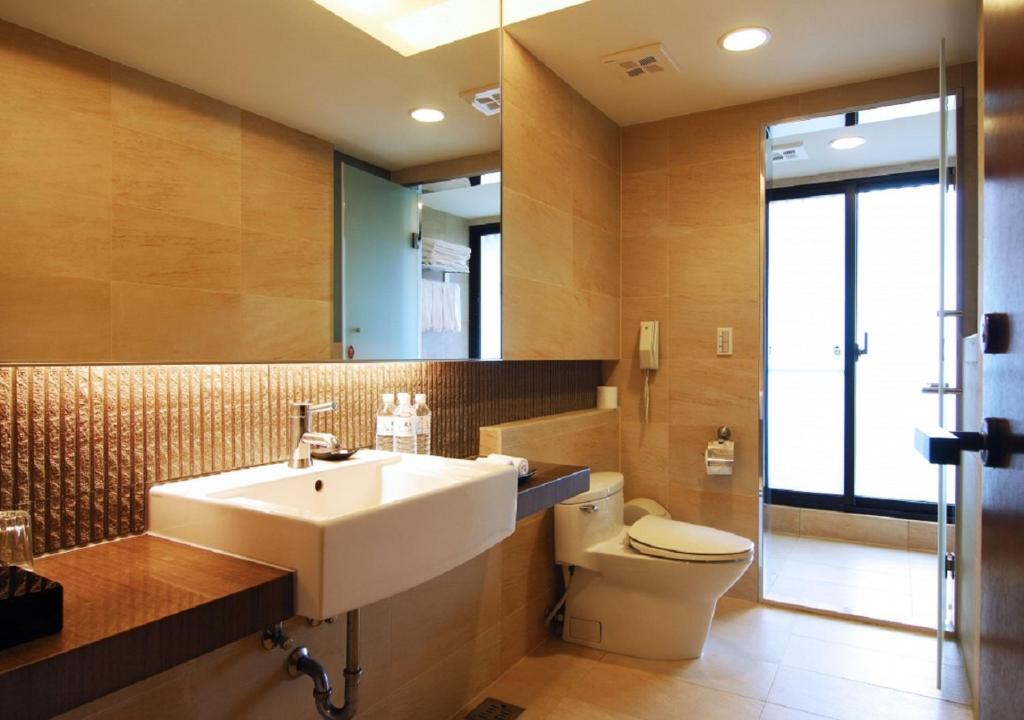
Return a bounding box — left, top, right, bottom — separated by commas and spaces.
639, 320, 660, 370
639, 321, 659, 422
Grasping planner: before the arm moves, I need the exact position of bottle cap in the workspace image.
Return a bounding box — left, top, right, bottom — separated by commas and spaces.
397, 392, 411, 404
415, 393, 426, 403
382, 392, 394, 402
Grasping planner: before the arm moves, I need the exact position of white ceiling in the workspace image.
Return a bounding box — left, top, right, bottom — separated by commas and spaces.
0, 0, 500, 171
769, 112, 957, 182
422, 183, 501, 220
505, 0, 977, 126
0, 0, 977, 171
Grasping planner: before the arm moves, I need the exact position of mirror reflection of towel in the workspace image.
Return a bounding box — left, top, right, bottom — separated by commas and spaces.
421, 280, 461, 333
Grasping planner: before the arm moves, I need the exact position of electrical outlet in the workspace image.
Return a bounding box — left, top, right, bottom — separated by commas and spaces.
716, 327, 733, 356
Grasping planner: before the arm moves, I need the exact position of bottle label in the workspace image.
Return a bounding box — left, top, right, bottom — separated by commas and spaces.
377, 416, 393, 435
416, 417, 431, 434
393, 417, 414, 437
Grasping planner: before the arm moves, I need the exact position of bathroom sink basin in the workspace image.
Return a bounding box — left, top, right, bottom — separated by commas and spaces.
149, 451, 518, 620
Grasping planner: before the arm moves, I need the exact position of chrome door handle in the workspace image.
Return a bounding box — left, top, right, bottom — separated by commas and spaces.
579, 504, 600, 513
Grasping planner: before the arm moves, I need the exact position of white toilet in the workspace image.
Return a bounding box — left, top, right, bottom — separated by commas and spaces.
555, 471, 754, 660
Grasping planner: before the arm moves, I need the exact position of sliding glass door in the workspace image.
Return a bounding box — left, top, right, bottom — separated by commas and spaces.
766, 173, 957, 518
855, 184, 957, 504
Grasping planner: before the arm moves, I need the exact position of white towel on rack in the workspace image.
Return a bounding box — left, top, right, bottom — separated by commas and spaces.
420, 279, 461, 333
443, 281, 462, 332
421, 278, 433, 331
422, 237, 471, 273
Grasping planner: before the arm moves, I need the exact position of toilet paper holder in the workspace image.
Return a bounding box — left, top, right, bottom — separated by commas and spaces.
705, 427, 734, 476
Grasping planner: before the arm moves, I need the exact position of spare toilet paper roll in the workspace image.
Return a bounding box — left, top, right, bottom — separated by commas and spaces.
597, 385, 618, 409
476, 453, 530, 477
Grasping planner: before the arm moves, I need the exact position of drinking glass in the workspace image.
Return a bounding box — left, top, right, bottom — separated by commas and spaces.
0, 510, 34, 570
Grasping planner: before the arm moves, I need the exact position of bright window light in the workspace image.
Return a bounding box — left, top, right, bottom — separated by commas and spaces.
480, 171, 501, 185
314, 0, 591, 56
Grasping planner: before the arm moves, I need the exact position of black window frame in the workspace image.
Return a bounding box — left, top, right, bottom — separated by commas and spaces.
764, 169, 959, 523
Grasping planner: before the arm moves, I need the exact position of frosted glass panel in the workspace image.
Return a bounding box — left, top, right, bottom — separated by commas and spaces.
479, 232, 502, 359
855, 184, 957, 503
767, 194, 846, 495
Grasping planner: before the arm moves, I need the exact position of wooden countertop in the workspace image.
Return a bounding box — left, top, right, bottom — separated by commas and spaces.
516, 462, 589, 519
0, 535, 293, 720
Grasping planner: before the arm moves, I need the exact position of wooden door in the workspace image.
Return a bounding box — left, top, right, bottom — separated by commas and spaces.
980, 1, 1024, 717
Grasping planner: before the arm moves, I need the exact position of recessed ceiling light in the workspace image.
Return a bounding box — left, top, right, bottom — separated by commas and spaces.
719, 27, 771, 52
410, 107, 446, 123
829, 136, 867, 150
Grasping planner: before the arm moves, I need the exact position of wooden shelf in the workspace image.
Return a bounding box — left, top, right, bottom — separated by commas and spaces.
0, 535, 293, 720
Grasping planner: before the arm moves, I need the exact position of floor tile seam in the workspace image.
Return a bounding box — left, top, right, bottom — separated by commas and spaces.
775, 662, 972, 708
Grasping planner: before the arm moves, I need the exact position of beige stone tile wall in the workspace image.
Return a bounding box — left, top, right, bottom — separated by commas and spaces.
501, 32, 620, 360
766, 505, 955, 551
0, 20, 334, 363
479, 408, 620, 471
614, 64, 977, 601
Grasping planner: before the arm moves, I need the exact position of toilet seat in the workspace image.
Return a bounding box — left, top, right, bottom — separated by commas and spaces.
627, 515, 754, 563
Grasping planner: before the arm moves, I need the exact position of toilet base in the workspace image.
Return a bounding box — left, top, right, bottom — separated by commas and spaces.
560, 566, 720, 660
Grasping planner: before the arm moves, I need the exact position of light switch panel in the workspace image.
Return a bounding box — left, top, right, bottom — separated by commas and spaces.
716, 327, 733, 356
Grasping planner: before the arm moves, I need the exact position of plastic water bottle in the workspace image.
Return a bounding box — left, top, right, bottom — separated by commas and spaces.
375, 393, 396, 451
414, 393, 432, 455
393, 393, 416, 453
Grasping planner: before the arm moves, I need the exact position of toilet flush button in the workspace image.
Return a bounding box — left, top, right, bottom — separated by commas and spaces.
716, 327, 733, 356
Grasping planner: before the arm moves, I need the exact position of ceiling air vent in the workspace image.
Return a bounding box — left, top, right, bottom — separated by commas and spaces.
601, 43, 679, 80
770, 142, 809, 163
460, 84, 501, 116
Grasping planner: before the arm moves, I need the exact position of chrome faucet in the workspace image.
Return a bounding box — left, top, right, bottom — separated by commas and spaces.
288, 401, 340, 469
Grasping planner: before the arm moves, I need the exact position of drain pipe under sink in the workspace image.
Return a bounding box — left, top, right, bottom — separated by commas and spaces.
288, 610, 364, 719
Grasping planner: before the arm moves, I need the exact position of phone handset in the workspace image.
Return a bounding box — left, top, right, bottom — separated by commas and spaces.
638, 321, 659, 422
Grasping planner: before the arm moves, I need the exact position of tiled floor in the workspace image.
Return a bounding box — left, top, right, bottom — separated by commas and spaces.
460, 598, 972, 720
763, 532, 949, 629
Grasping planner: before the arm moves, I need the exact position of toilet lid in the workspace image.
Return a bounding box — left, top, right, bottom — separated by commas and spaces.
560, 471, 624, 505
627, 515, 754, 562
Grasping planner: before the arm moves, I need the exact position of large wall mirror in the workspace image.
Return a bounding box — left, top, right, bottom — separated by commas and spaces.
0, 0, 501, 363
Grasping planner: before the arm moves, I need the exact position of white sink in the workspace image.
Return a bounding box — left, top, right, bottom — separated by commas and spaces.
149, 450, 518, 620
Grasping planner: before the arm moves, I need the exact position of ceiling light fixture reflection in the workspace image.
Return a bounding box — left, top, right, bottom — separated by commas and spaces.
313, 0, 591, 57
829, 136, 867, 150
410, 107, 446, 123
719, 27, 771, 52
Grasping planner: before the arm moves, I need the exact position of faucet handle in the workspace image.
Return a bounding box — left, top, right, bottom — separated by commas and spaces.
290, 401, 336, 415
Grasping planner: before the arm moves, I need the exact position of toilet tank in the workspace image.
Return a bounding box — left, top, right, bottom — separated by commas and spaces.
555, 471, 624, 567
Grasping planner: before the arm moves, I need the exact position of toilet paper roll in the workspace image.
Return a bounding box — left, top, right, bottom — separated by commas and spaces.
705, 440, 734, 476
596, 385, 618, 409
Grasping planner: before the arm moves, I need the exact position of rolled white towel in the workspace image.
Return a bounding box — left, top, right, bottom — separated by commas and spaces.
476, 453, 529, 477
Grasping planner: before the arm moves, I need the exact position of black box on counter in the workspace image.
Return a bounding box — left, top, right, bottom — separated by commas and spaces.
0, 566, 63, 650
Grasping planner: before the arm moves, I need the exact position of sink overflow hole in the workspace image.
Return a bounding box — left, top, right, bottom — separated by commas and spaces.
314, 479, 324, 492
465, 698, 524, 720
